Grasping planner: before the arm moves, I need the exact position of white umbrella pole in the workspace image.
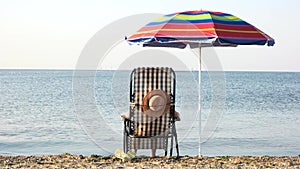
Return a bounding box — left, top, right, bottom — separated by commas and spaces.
198, 44, 202, 156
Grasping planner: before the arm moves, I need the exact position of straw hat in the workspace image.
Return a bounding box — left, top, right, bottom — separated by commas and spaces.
142, 89, 170, 118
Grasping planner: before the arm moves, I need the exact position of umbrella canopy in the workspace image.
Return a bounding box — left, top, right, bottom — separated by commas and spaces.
127, 10, 275, 48
126, 10, 275, 156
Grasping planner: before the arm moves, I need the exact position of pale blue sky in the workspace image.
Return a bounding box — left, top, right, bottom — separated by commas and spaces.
0, 0, 299, 71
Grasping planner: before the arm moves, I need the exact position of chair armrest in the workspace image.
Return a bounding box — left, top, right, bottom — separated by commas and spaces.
174, 111, 181, 121
121, 112, 130, 120
175, 116, 181, 121
121, 102, 136, 120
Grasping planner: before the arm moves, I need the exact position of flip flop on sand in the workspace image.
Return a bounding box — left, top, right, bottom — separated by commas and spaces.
115, 149, 129, 161
115, 149, 136, 161
126, 149, 136, 159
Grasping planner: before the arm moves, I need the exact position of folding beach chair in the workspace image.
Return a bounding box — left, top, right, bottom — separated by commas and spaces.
123, 67, 179, 157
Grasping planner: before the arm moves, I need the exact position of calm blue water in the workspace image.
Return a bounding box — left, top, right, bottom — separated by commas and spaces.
0, 70, 299, 156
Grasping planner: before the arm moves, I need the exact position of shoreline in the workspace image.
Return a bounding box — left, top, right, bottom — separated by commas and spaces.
0, 154, 299, 168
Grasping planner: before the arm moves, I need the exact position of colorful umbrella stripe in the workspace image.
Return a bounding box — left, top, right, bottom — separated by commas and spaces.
127, 10, 275, 46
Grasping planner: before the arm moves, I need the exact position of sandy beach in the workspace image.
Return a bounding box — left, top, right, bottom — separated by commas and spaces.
0, 153, 299, 169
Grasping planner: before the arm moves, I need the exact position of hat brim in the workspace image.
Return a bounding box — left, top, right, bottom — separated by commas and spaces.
142, 89, 170, 118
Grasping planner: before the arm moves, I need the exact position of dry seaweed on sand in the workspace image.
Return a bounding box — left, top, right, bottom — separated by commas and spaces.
0, 154, 300, 169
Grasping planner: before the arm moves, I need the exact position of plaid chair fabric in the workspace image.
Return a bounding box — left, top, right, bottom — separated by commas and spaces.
124, 67, 178, 153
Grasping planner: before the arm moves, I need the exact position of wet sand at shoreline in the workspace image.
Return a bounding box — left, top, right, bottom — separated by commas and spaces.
1, 153, 300, 168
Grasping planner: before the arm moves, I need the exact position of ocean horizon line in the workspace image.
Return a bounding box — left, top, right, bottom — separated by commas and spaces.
0, 68, 299, 73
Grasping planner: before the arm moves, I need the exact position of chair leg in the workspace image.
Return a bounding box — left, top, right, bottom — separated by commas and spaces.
174, 127, 179, 157
175, 134, 179, 157
170, 131, 174, 156
123, 129, 128, 153
165, 134, 168, 156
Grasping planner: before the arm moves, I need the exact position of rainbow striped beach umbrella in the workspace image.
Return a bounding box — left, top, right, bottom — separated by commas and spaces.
127, 10, 275, 48
126, 10, 275, 156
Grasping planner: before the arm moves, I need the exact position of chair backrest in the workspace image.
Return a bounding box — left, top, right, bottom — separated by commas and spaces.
129, 67, 176, 137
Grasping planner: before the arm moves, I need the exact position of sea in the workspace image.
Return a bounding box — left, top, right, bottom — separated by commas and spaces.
0, 70, 299, 156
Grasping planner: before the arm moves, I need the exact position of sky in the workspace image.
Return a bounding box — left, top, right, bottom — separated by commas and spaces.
0, 0, 299, 71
